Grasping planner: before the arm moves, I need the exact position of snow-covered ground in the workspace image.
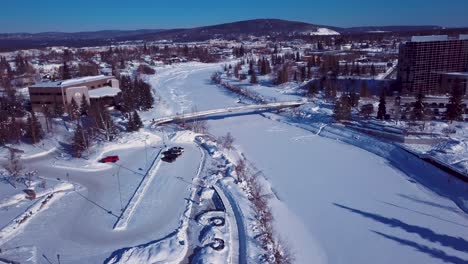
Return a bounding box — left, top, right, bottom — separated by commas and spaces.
148, 62, 468, 264
0, 128, 201, 263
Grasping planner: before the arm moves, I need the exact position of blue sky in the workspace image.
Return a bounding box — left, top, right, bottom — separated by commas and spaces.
1, 0, 468, 33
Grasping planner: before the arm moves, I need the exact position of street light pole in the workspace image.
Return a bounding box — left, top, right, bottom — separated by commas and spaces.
144, 135, 149, 170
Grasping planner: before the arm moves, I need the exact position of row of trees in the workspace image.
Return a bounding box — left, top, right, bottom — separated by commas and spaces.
333, 81, 465, 124
234, 156, 294, 264
119, 76, 155, 112
320, 55, 378, 77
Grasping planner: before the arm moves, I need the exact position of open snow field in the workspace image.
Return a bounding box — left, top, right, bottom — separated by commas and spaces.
149, 62, 468, 264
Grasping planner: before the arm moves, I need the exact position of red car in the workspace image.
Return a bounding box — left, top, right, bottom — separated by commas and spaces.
100, 155, 119, 163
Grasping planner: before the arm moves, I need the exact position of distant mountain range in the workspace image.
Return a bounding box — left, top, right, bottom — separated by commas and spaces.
0, 19, 459, 51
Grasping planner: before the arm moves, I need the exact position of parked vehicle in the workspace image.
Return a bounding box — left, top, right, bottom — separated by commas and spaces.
100, 155, 119, 163
23, 189, 36, 200
162, 147, 184, 162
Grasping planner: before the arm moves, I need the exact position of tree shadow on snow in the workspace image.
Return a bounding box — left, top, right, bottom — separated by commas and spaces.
378, 201, 468, 228
333, 203, 468, 253
397, 193, 463, 215
372, 231, 468, 264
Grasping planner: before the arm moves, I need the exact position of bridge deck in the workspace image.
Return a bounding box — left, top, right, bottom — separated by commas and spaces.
152, 101, 305, 125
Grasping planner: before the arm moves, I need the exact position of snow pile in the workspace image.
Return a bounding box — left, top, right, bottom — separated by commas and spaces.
0, 246, 37, 264
0, 182, 73, 246
200, 188, 214, 202
191, 245, 228, 264
105, 232, 185, 264
0, 181, 67, 210
432, 139, 467, 155
429, 139, 468, 172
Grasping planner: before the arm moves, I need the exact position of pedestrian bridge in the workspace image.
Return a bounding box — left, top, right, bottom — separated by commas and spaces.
152, 101, 305, 126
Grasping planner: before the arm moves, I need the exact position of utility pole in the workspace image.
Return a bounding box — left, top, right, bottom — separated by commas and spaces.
144, 136, 148, 170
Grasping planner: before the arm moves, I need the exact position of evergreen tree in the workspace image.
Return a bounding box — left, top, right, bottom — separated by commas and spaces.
0, 110, 9, 145
127, 114, 135, 132
138, 79, 154, 110
260, 58, 271, 75
370, 64, 377, 78
333, 94, 352, 122
248, 61, 254, 75
349, 92, 360, 107
359, 80, 369, 97
412, 90, 425, 121
354, 62, 361, 76
324, 78, 338, 100
72, 124, 88, 158
250, 70, 258, 84
377, 91, 387, 120
132, 111, 143, 130
307, 82, 318, 97
62, 62, 71, 80
10, 117, 22, 144
446, 79, 464, 123
343, 62, 349, 76
80, 94, 89, 116
300, 66, 306, 82
25, 111, 43, 144
69, 97, 80, 120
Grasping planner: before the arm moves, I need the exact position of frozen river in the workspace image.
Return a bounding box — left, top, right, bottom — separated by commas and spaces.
151, 63, 468, 264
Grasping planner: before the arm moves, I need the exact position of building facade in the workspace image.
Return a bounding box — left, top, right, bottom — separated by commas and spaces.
28, 75, 120, 112
439, 72, 468, 97
397, 35, 468, 95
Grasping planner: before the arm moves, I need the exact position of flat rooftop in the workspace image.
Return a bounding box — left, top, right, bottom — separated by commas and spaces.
30, 75, 113, 88
88, 86, 121, 99
410, 35, 448, 42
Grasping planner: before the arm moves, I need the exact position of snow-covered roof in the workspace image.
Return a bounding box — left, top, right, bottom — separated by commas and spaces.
88, 86, 121, 98
31, 75, 113, 88
460, 34, 468, 40
61, 75, 112, 86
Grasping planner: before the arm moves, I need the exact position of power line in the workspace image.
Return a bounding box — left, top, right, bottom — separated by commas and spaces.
116, 166, 124, 212
115, 164, 145, 177
73, 189, 119, 218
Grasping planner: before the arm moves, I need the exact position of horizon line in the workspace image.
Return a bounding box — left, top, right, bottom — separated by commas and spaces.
0, 18, 463, 35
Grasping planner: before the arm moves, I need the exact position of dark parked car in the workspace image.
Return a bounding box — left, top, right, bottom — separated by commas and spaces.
162, 147, 184, 162
100, 155, 119, 163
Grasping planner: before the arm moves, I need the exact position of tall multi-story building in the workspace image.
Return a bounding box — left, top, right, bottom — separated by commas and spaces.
397, 35, 468, 95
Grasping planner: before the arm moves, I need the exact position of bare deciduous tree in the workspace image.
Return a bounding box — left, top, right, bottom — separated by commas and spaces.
218, 132, 235, 150
2, 149, 23, 188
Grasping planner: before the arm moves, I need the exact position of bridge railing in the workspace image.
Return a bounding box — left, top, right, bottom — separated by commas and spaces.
152, 101, 305, 126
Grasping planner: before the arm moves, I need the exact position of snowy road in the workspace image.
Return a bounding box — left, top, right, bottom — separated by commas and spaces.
149, 62, 468, 264
1, 136, 201, 263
